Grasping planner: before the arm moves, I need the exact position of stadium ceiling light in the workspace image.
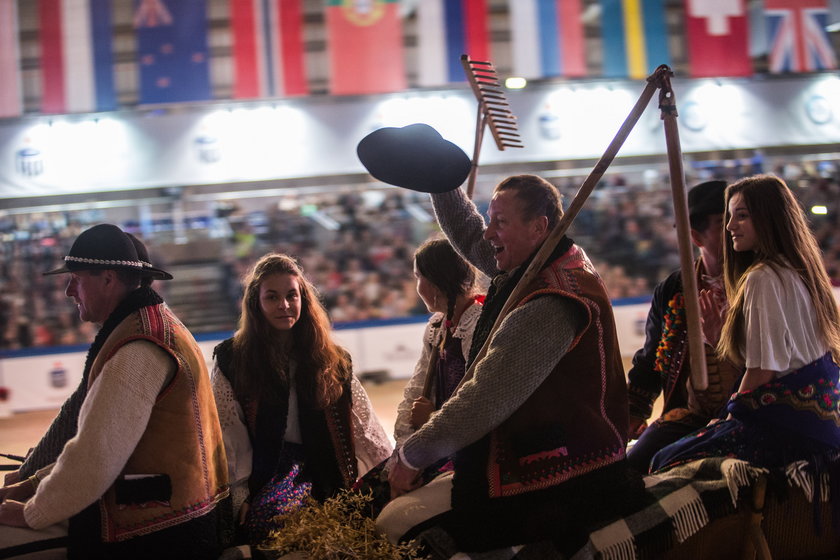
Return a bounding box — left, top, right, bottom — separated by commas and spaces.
505, 77, 527, 89
810, 205, 828, 215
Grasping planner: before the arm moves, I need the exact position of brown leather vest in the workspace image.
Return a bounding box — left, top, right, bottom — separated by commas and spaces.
87, 304, 229, 542
485, 246, 628, 498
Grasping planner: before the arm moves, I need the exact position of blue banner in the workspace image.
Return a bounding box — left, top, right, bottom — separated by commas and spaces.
91, 0, 117, 111
135, 0, 211, 105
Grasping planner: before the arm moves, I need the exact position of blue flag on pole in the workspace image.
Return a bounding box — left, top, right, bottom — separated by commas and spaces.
135, 0, 211, 104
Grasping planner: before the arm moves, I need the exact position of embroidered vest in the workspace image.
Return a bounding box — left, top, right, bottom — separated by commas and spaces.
472, 246, 628, 499
86, 304, 229, 543
650, 268, 742, 420
213, 338, 357, 501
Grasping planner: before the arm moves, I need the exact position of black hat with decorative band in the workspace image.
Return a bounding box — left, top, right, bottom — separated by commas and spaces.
43, 223, 173, 280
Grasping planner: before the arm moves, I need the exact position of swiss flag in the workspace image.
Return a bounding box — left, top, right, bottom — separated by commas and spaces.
684, 0, 753, 77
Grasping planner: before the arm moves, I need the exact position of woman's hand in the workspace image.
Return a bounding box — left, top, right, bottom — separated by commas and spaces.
737, 368, 776, 394
409, 397, 434, 429
699, 288, 725, 346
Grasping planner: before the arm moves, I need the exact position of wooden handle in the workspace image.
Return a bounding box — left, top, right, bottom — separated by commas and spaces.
659, 78, 708, 391
466, 105, 487, 200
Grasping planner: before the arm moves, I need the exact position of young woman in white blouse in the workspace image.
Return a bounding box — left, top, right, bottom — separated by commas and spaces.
652, 174, 840, 473
210, 253, 391, 547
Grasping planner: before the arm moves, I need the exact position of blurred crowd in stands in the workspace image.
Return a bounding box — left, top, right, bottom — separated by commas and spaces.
2, 158, 838, 351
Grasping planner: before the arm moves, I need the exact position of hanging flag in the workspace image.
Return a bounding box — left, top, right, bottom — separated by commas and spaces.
831, 0, 840, 28
508, 0, 586, 79
135, 0, 212, 105
749, 0, 769, 56
325, 0, 406, 96
684, 0, 752, 77
230, 0, 307, 98
765, 0, 837, 72
0, 0, 22, 118
417, 0, 490, 87
37, 0, 116, 114
600, 0, 670, 79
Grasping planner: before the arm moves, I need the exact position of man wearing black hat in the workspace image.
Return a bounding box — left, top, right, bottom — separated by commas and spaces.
625, 181, 742, 473
0, 224, 231, 559
2, 233, 160, 492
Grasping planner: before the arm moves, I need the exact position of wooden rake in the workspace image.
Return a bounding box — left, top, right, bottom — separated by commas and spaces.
415, 56, 524, 406
460, 55, 524, 199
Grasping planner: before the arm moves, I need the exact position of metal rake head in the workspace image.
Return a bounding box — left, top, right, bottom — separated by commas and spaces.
460, 55, 524, 151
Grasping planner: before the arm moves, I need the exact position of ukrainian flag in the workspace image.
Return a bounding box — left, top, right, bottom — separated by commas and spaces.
600, 0, 670, 79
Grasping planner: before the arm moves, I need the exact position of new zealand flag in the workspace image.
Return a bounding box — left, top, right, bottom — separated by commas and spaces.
135, 0, 212, 104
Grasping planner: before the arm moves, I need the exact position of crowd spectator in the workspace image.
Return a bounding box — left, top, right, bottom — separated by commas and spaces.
1, 160, 838, 351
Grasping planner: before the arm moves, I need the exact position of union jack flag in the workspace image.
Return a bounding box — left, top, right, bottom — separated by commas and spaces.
765, 0, 837, 72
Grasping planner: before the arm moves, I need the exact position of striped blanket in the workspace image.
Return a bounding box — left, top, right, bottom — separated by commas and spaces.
415, 457, 765, 560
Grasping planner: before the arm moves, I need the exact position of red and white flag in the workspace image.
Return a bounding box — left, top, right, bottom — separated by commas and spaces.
684, 0, 752, 77
38, 0, 117, 114
0, 0, 22, 118
230, 0, 307, 98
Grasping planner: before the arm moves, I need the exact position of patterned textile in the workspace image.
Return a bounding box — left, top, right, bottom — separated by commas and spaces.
652, 353, 840, 472
245, 443, 313, 545
411, 457, 763, 560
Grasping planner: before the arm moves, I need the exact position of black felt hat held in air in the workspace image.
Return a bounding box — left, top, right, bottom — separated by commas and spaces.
357, 123, 472, 194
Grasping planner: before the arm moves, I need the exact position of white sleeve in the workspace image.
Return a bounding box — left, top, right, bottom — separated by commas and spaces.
24, 341, 174, 530
350, 375, 393, 477
210, 364, 252, 513
393, 317, 439, 446
742, 267, 795, 373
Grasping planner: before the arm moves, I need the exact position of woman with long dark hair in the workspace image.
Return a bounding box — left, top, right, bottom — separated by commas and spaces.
211, 253, 391, 546
353, 237, 483, 517
394, 237, 484, 445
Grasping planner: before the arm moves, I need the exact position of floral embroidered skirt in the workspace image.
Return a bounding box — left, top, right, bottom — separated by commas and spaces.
651, 353, 840, 472
245, 442, 313, 545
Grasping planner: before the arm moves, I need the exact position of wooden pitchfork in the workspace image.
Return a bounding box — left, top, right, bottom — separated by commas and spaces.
454, 64, 708, 394
460, 55, 524, 200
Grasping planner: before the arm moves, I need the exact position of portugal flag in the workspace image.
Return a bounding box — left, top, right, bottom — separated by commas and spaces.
326, 0, 406, 95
